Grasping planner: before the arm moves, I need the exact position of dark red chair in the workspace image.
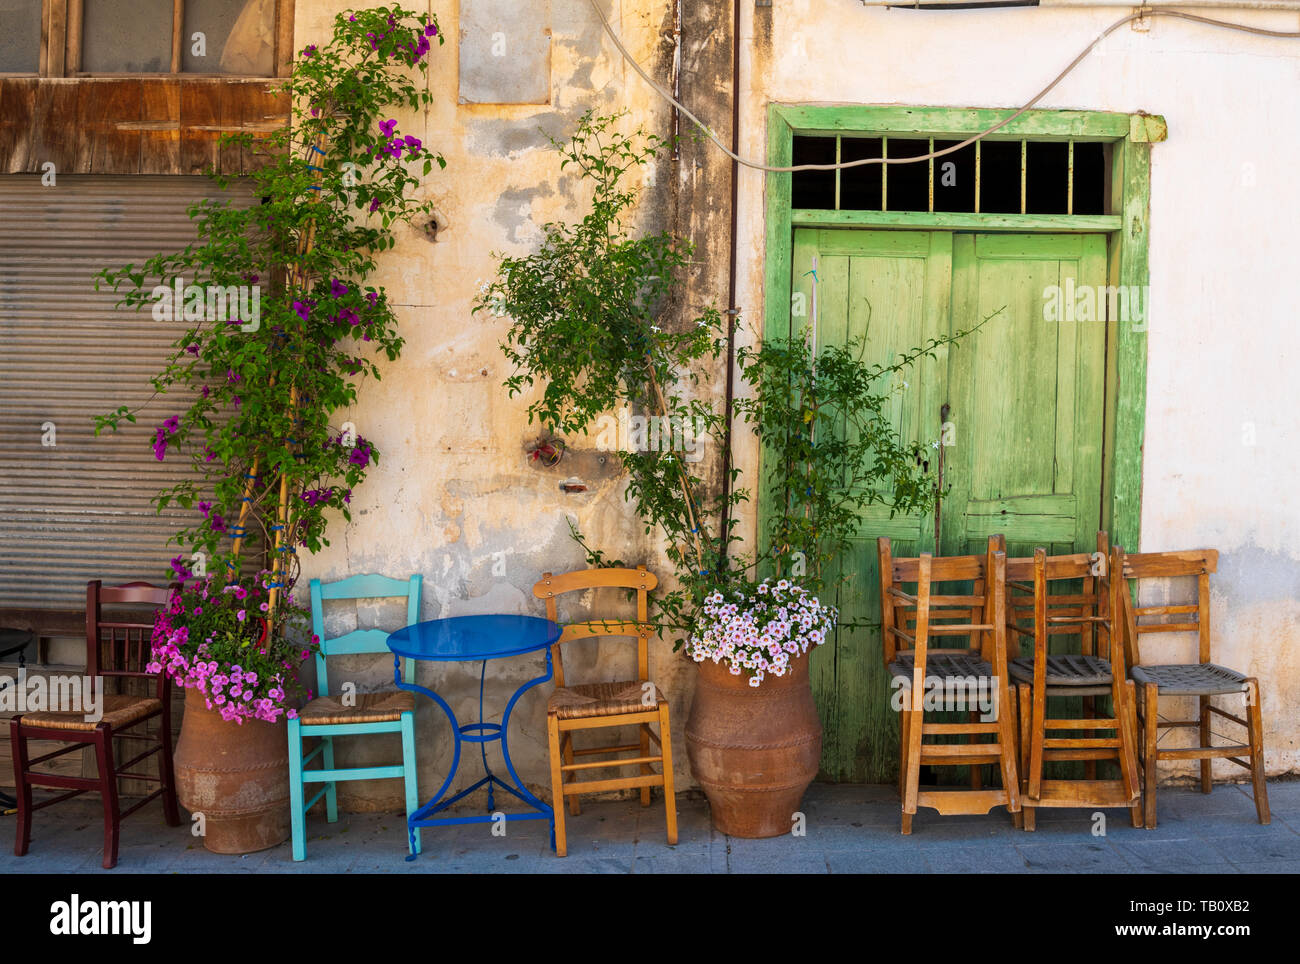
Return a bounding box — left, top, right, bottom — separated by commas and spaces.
10, 581, 181, 868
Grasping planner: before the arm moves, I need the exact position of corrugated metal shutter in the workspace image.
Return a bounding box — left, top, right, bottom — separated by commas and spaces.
0, 175, 253, 609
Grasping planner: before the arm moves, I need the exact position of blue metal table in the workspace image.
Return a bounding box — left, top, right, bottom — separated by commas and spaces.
387, 613, 561, 859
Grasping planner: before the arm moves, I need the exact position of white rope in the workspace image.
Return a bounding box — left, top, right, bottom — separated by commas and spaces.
587, 0, 1300, 173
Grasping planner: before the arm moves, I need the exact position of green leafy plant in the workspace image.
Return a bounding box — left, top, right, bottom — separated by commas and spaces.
482, 112, 989, 651
93, 5, 445, 604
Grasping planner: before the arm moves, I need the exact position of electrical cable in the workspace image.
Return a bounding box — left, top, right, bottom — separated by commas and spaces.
587, 0, 1300, 172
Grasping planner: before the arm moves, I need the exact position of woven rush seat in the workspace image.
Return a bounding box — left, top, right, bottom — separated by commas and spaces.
548, 680, 662, 720
1009, 654, 1112, 686
20, 694, 160, 732
299, 689, 415, 725
1130, 662, 1248, 696
888, 652, 993, 684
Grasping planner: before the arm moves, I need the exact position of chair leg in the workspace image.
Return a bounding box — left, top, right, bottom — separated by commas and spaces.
157, 707, 181, 827
561, 732, 580, 817
639, 722, 652, 807
1017, 683, 1035, 831
968, 710, 983, 791
1245, 679, 1270, 825
10, 719, 33, 857
901, 689, 923, 834
547, 714, 567, 857
898, 703, 910, 803
400, 711, 421, 855
1199, 694, 1213, 794
1007, 694, 1023, 829
321, 735, 339, 823
996, 682, 1019, 815
1142, 682, 1160, 830
94, 727, 120, 870
1121, 680, 1144, 828
658, 703, 678, 846
287, 717, 307, 862
1082, 695, 1097, 780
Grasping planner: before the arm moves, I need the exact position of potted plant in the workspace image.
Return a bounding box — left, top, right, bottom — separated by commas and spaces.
93, 5, 445, 853
149, 572, 312, 852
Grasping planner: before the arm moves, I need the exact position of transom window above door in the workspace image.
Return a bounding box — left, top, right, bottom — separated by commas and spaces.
1, 0, 282, 76
791, 134, 1107, 216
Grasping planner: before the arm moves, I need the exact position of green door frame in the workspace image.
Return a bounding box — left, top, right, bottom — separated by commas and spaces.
763, 104, 1166, 552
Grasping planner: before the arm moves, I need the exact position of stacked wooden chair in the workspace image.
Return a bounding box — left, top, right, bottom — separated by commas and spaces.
532, 566, 677, 857
10, 581, 181, 869
876, 536, 1020, 833
1001, 536, 1142, 830
1118, 550, 1269, 827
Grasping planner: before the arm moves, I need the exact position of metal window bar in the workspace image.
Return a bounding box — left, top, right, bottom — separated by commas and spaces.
928, 136, 934, 213
975, 140, 981, 214
835, 136, 842, 211
1020, 139, 1027, 214
881, 136, 888, 212
1068, 139, 1075, 215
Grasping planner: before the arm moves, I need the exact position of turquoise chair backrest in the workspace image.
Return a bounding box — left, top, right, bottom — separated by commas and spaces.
309, 574, 423, 698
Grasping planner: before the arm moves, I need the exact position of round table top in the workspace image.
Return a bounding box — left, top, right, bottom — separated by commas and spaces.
387, 614, 561, 662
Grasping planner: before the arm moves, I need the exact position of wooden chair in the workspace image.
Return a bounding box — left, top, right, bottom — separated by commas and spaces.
10, 581, 181, 869
876, 537, 1019, 833
1118, 550, 1268, 828
288, 574, 423, 861
1003, 538, 1142, 831
532, 566, 677, 857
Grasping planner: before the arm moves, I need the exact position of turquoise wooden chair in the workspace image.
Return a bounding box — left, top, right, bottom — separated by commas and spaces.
288, 573, 423, 861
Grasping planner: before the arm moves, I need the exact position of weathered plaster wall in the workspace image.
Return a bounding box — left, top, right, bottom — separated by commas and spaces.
294, 0, 734, 811
297, 0, 1299, 816
738, 0, 1300, 779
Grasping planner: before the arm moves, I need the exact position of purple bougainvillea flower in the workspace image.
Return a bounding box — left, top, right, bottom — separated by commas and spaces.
200, 385, 210, 399
198, 500, 212, 517
292, 301, 310, 323
340, 308, 360, 327
379, 118, 397, 138
163, 415, 180, 435
425, 23, 437, 37
368, 197, 380, 213
330, 278, 348, 299
349, 14, 357, 21
184, 344, 199, 356
232, 396, 242, 411
170, 555, 192, 580
152, 428, 168, 461
210, 514, 226, 533
366, 291, 379, 306
203, 446, 217, 463
302, 45, 317, 58
226, 369, 241, 384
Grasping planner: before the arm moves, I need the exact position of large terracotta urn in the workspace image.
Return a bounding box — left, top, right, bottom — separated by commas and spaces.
685, 653, 822, 838
174, 688, 291, 854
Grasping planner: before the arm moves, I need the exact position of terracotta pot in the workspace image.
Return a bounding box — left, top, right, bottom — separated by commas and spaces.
173, 687, 291, 854
685, 653, 822, 838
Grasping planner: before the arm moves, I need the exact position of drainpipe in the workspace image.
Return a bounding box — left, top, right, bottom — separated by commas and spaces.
718, 0, 742, 575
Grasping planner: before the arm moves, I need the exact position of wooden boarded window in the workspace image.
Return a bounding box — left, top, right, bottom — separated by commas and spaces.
14, 0, 290, 78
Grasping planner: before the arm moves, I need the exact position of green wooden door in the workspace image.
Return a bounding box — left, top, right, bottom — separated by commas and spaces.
785, 228, 1108, 782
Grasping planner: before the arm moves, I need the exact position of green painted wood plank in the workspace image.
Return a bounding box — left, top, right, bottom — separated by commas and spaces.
792, 210, 1122, 233
775, 105, 1135, 141
965, 495, 1079, 542
1111, 139, 1151, 553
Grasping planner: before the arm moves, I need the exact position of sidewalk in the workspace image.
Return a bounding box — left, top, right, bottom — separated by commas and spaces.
2, 780, 1297, 874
